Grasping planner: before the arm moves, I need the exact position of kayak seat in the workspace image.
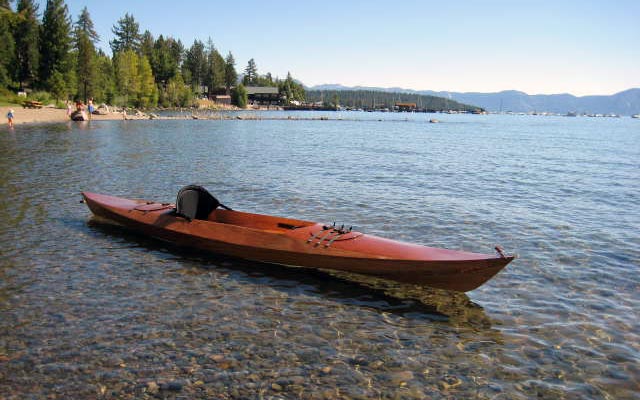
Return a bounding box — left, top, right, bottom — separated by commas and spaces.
175, 185, 230, 221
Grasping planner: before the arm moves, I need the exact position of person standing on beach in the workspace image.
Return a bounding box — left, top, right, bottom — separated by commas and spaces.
66, 101, 73, 120
87, 98, 94, 120
7, 109, 14, 127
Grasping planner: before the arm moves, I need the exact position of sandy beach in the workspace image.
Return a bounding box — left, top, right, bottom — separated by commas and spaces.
0, 105, 150, 125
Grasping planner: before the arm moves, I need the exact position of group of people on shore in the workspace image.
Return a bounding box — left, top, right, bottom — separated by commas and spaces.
6, 98, 97, 127
66, 98, 95, 121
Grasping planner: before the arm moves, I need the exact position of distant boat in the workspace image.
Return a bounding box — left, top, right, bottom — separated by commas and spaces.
566, 111, 578, 117
632, 114, 640, 119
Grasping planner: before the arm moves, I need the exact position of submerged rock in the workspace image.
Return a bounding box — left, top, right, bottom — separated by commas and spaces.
387, 371, 414, 385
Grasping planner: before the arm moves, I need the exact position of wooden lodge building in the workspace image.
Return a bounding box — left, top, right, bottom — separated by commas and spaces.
395, 102, 417, 111
245, 86, 281, 105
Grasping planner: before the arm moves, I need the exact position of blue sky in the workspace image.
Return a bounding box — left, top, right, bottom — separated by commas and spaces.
41, 0, 640, 95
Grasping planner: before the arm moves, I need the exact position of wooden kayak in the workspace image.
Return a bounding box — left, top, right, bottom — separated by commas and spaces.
81, 190, 514, 292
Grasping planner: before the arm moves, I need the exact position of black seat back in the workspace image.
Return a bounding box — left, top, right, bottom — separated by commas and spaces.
175, 185, 223, 220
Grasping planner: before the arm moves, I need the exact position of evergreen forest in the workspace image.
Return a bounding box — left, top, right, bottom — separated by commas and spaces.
0, 0, 305, 108
305, 90, 479, 112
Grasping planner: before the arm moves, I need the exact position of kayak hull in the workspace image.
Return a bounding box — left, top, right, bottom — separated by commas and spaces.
82, 192, 514, 292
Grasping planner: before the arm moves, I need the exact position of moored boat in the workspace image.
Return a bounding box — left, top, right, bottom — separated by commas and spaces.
82, 186, 514, 292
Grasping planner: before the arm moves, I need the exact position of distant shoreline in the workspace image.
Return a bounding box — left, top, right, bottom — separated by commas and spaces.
2, 106, 636, 127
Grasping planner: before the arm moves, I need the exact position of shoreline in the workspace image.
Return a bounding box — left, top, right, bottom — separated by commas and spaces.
0, 106, 431, 125
4, 106, 632, 127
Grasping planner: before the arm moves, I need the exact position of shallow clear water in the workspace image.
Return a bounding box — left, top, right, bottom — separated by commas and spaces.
1, 113, 638, 399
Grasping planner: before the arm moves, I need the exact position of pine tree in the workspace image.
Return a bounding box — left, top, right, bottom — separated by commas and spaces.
93, 50, 115, 104
0, 5, 16, 88
224, 51, 236, 95
74, 5, 98, 43
110, 13, 141, 54
14, 0, 39, 89
278, 72, 305, 103
39, 0, 72, 90
140, 30, 154, 61
74, 6, 98, 102
169, 38, 184, 70
184, 39, 206, 93
151, 35, 179, 84
48, 70, 66, 101
243, 58, 257, 86
204, 38, 225, 96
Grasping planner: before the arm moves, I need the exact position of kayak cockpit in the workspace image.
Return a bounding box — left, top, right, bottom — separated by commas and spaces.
207, 209, 315, 233
175, 185, 315, 233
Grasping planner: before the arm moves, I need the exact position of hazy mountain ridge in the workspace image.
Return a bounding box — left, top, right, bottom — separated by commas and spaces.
308, 85, 640, 115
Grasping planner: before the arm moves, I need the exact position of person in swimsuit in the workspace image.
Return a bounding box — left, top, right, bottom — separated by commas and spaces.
87, 98, 95, 120
7, 109, 14, 127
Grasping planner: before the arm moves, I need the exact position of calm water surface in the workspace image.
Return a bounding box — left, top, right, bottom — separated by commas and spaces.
1, 113, 638, 399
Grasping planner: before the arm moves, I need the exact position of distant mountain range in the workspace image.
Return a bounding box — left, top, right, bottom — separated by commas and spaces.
307, 84, 640, 115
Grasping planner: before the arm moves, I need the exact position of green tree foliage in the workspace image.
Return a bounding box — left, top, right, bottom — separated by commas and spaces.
232, 82, 247, 108
110, 13, 141, 54
204, 38, 225, 96
0, 4, 307, 110
183, 39, 207, 93
151, 35, 179, 84
93, 50, 115, 104
14, 0, 39, 88
74, 5, 98, 43
151, 35, 186, 106
113, 49, 157, 108
114, 49, 139, 106
224, 51, 237, 94
168, 38, 184, 73
304, 90, 478, 111
278, 72, 305, 103
242, 58, 257, 86
39, 0, 72, 90
137, 55, 157, 107
253, 72, 276, 87
74, 7, 98, 102
48, 69, 67, 100
0, 6, 16, 88
164, 73, 192, 107
140, 30, 154, 61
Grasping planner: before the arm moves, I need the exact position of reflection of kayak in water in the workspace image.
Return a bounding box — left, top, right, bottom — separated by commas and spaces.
71, 110, 87, 121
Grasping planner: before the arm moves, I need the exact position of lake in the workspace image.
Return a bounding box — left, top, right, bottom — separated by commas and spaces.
1, 112, 638, 399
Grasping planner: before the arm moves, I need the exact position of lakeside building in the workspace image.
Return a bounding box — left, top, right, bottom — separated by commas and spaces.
246, 86, 281, 105
395, 102, 417, 112
214, 95, 231, 105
